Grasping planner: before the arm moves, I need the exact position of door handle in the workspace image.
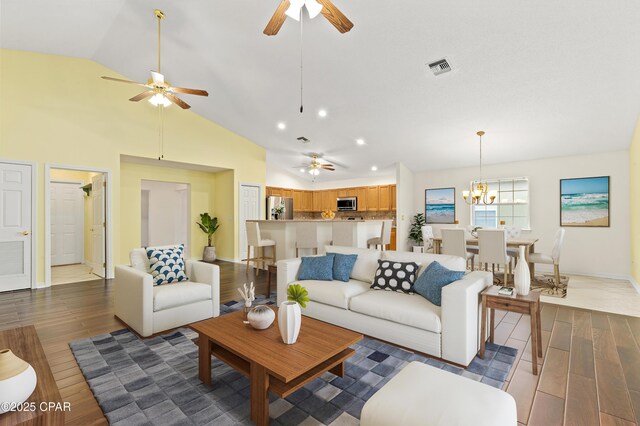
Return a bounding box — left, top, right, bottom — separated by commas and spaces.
20, 231, 30, 236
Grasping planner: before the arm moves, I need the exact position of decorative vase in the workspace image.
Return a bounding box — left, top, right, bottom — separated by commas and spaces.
202, 246, 216, 263
247, 305, 275, 330
278, 301, 301, 344
514, 245, 531, 296
0, 349, 37, 414
242, 301, 252, 324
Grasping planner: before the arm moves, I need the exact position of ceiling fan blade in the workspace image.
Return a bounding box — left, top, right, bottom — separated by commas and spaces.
169, 87, 209, 96
164, 93, 191, 109
322, 167, 335, 171
150, 71, 165, 85
129, 91, 155, 102
101, 76, 148, 87
316, 0, 353, 33
321, 164, 335, 168
263, 0, 290, 36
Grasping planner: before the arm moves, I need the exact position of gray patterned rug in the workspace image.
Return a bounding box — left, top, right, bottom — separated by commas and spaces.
70, 295, 517, 425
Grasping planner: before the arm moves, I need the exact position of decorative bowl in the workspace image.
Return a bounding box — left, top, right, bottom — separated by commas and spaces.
247, 305, 275, 330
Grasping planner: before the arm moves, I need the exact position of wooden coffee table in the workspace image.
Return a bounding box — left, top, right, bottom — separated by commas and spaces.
191, 309, 362, 426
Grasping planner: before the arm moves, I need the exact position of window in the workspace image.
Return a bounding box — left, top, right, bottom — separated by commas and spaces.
471, 177, 530, 229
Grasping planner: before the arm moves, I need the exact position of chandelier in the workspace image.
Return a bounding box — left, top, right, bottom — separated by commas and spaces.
463, 131, 497, 205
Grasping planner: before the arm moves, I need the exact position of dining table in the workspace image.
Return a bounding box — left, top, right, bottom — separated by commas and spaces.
431, 236, 539, 278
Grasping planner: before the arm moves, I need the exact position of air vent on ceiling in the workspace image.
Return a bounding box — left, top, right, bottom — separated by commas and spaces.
297, 136, 310, 143
428, 58, 452, 76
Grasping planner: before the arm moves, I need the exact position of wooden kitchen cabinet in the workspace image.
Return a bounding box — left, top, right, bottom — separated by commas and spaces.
323, 190, 338, 211
282, 189, 292, 198
388, 227, 397, 251
303, 191, 313, 212
356, 187, 368, 211
378, 185, 390, 211
391, 184, 397, 211
337, 189, 349, 198
292, 190, 303, 211
312, 191, 323, 212
267, 186, 282, 197
367, 186, 379, 211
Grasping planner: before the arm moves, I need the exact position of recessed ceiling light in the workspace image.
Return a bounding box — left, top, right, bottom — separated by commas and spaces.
356, 139, 365, 146
277, 122, 286, 130
371, 166, 378, 171
318, 109, 327, 118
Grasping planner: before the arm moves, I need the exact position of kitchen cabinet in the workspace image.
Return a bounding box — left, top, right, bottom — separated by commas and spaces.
323, 190, 338, 211
388, 227, 397, 251
367, 186, 379, 211
303, 191, 313, 212
312, 191, 323, 212
356, 187, 368, 211
391, 185, 397, 211
379, 185, 390, 211
292, 190, 303, 211
337, 189, 349, 198
282, 188, 292, 198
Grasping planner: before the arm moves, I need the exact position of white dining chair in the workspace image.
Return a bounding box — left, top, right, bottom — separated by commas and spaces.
441, 228, 475, 270
245, 222, 276, 276
464, 225, 480, 256
529, 228, 566, 288
421, 225, 434, 253
504, 226, 522, 264
367, 220, 393, 251
295, 222, 318, 257
478, 229, 512, 285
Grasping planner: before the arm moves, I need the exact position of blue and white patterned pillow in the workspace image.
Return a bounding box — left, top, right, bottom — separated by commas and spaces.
146, 245, 189, 286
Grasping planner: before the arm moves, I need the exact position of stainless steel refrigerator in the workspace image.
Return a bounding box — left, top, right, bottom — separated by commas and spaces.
266, 196, 294, 220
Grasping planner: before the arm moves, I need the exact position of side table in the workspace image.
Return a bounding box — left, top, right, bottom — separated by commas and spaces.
480, 286, 542, 375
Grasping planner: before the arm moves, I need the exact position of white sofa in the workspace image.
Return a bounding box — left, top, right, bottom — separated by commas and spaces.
277, 246, 492, 366
114, 246, 220, 337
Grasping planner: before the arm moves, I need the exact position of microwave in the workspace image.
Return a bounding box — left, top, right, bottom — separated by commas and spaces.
337, 197, 357, 211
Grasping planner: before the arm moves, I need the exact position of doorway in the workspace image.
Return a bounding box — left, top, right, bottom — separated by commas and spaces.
141, 180, 190, 253
239, 184, 261, 261
46, 165, 111, 286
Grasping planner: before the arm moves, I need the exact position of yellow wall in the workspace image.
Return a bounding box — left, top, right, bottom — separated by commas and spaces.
631, 117, 640, 283
0, 49, 267, 283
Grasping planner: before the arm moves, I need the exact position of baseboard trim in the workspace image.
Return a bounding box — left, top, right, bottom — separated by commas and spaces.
629, 276, 640, 294
217, 257, 243, 264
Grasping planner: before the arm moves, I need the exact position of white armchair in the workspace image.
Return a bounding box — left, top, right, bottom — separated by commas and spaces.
114, 246, 220, 337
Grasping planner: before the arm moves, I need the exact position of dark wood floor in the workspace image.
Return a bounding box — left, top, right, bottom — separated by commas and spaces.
0, 261, 638, 425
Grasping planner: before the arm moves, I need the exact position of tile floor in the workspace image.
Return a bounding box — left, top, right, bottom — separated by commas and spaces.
51, 264, 102, 286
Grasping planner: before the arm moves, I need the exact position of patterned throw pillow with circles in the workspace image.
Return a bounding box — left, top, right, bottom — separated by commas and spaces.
146, 244, 189, 286
370, 259, 419, 294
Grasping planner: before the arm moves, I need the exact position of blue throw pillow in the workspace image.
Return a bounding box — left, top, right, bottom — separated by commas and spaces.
298, 254, 335, 281
327, 252, 358, 282
413, 261, 465, 306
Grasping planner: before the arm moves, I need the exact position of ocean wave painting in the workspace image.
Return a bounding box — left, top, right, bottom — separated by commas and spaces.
425, 187, 456, 224
560, 176, 609, 227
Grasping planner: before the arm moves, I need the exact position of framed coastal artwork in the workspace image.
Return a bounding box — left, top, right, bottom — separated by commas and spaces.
425, 187, 456, 224
560, 176, 610, 227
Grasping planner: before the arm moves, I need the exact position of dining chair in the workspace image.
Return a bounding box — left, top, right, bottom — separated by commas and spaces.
367, 220, 393, 251
245, 222, 276, 276
295, 222, 319, 257
421, 225, 434, 253
478, 229, 512, 285
529, 228, 566, 288
464, 225, 480, 255
441, 228, 475, 270
504, 226, 522, 264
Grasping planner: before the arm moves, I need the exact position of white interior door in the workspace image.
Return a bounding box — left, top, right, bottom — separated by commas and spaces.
239, 185, 261, 260
0, 163, 32, 292
91, 174, 105, 277
50, 182, 83, 266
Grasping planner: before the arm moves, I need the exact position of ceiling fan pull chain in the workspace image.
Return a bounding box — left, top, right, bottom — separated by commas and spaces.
299, 16, 304, 113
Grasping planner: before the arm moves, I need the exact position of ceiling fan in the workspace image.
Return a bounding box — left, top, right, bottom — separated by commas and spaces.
264, 0, 354, 36
101, 9, 208, 109
297, 153, 336, 176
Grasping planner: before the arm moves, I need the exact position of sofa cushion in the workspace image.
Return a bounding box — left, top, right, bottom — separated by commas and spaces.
146, 245, 189, 286
349, 290, 442, 333
301, 279, 371, 310
413, 261, 465, 306
298, 254, 335, 281
371, 260, 419, 294
153, 282, 211, 312
382, 251, 465, 275
325, 246, 381, 283
327, 252, 358, 282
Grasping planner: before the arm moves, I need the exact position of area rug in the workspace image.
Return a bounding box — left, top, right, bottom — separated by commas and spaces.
70, 296, 518, 425
471, 266, 569, 298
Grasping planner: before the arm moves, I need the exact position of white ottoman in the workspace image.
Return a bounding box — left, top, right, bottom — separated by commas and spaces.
361, 362, 517, 426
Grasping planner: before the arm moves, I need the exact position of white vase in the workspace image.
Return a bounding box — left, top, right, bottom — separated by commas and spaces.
514, 245, 531, 296
278, 301, 301, 344
0, 349, 37, 414
247, 305, 275, 330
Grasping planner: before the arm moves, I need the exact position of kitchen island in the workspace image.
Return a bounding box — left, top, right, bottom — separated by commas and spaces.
246, 219, 387, 260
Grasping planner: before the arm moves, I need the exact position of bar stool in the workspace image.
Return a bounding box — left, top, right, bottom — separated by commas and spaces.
296, 222, 319, 257
331, 222, 355, 247
245, 222, 276, 276
367, 220, 393, 251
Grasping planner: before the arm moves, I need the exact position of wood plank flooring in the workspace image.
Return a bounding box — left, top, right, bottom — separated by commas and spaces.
0, 261, 638, 425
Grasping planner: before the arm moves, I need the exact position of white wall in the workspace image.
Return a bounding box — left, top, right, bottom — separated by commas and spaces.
266, 163, 313, 190
413, 150, 630, 278
396, 162, 414, 251
141, 181, 190, 251
310, 175, 396, 190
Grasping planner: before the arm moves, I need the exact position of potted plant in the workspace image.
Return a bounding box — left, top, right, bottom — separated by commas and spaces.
197, 213, 220, 262
279, 284, 309, 344
272, 204, 285, 220
408, 213, 426, 252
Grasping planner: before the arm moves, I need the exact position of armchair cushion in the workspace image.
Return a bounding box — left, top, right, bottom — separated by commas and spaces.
153, 282, 212, 312
146, 244, 188, 286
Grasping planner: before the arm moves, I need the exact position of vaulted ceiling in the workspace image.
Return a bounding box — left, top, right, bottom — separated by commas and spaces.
2, 0, 640, 180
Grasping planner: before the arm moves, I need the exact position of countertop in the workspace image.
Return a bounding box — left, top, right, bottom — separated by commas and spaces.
247, 219, 380, 223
